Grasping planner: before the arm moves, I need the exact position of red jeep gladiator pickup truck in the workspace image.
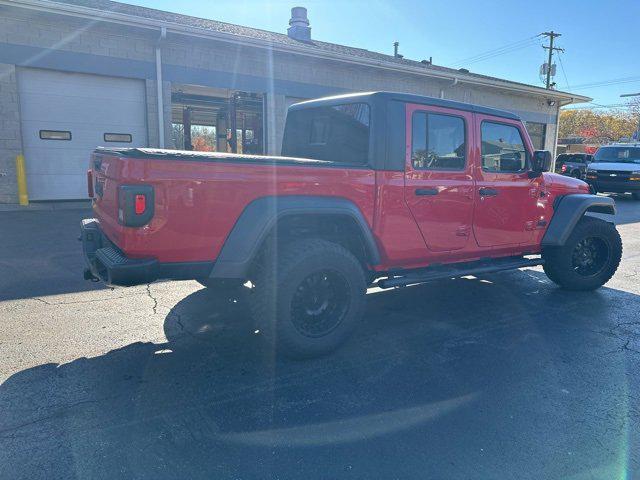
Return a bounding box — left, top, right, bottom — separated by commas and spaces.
81, 92, 622, 357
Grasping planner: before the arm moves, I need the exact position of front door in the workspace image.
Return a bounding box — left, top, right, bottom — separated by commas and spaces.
473, 116, 540, 247
404, 104, 475, 252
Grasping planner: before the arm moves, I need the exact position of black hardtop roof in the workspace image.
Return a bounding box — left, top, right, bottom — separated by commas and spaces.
289, 91, 521, 121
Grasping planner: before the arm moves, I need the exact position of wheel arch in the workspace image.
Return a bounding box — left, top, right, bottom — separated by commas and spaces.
542, 193, 616, 247
209, 196, 381, 279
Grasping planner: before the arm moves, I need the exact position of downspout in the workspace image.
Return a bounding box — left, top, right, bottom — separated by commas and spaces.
552, 103, 561, 166
439, 77, 458, 99
155, 27, 166, 148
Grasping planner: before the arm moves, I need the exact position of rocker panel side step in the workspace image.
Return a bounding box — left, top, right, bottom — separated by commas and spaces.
378, 257, 544, 289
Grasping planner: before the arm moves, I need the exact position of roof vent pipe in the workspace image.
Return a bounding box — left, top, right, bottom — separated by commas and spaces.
288, 7, 311, 41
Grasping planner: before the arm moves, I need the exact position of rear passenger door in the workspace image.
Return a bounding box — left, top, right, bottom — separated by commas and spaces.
472, 116, 540, 246
404, 104, 475, 251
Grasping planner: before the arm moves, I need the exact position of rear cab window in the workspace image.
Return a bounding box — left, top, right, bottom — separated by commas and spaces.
281, 103, 371, 165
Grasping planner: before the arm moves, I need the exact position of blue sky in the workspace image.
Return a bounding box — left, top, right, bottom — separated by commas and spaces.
129, 0, 639, 110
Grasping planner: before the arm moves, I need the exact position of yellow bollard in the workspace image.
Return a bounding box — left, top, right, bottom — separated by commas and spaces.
15, 154, 29, 206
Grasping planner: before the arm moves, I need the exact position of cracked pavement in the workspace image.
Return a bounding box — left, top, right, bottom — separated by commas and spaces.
0, 200, 639, 480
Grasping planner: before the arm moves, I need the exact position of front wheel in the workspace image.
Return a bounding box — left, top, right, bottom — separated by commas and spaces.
249, 239, 367, 358
543, 216, 622, 291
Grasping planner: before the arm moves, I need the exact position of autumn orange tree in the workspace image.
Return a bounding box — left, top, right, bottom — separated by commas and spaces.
559, 108, 637, 142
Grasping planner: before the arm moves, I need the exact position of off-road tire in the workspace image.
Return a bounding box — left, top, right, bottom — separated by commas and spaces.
197, 278, 243, 290
543, 216, 622, 291
249, 239, 367, 358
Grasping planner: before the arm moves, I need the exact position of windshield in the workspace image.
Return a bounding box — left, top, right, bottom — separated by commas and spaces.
593, 146, 640, 164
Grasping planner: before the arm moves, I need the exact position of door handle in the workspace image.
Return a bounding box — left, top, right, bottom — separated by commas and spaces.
415, 188, 439, 196
479, 187, 498, 197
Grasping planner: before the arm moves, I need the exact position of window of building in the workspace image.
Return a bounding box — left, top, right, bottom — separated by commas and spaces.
104, 133, 132, 143
282, 103, 370, 165
526, 122, 546, 150
39, 130, 71, 141
411, 112, 466, 170
171, 90, 264, 154
481, 122, 528, 173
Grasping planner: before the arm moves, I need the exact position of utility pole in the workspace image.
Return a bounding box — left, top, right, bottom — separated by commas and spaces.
541, 31, 564, 89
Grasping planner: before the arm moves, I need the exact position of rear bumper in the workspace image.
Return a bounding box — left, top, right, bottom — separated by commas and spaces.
80, 218, 213, 286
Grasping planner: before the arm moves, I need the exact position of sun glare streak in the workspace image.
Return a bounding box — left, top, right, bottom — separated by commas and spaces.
19, 15, 103, 69
220, 393, 478, 447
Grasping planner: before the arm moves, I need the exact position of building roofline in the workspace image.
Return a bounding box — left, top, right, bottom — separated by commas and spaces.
3, 0, 592, 105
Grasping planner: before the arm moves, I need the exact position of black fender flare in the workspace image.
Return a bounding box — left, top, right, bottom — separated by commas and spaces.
209, 196, 381, 279
542, 194, 616, 247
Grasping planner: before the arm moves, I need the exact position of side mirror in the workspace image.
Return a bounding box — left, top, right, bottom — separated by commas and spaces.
530, 150, 552, 177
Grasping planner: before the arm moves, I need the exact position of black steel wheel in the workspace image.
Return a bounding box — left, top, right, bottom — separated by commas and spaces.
570, 237, 610, 277
543, 216, 622, 291
250, 239, 367, 358
290, 270, 351, 338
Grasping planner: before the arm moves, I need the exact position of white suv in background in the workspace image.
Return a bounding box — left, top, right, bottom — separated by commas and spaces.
586, 143, 640, 200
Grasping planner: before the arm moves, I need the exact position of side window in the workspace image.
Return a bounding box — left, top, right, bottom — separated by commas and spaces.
411, 112, 466, 170
481, 122, 528, 173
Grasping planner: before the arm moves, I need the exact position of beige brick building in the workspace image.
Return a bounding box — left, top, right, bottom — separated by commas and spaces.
0, 0, 589, 202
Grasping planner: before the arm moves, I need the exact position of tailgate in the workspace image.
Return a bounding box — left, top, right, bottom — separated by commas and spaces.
89, 152, 127, 246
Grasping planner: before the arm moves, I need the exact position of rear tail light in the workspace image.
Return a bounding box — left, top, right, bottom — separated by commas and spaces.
134, 194, 146, 215
87, 169, 94, 198
118, 185, 154, 227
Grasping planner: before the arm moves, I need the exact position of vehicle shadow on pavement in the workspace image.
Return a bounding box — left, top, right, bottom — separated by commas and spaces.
1, 270, 639, 480
0, 208, 106, 302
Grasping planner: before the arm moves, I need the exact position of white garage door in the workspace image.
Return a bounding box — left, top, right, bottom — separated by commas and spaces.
18, 68, 148, 200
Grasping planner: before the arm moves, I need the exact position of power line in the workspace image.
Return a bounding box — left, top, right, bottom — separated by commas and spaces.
451, 35, 541, 66
456, 39, 540, 66
557, 52, 570, 90
570, 75, 640, 91
452, 37, 535, 64
565, 103, 630, 110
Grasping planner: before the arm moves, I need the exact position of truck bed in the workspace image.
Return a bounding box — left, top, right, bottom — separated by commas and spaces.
89, 148, 378, 264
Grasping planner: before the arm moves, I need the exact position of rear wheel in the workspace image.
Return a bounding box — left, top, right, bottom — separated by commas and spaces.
250, 239, 367, 358
197, 278, 243, 290
543, 216, 622, 290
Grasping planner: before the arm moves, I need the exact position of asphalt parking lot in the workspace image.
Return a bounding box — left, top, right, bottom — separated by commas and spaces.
1, 198, 639, 480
